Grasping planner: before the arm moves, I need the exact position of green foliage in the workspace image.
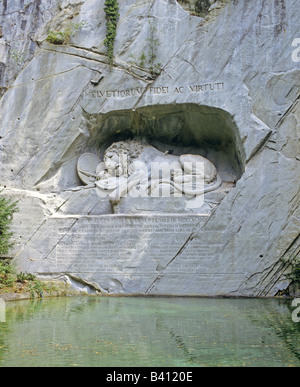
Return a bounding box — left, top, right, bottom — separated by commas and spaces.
47, 31, 67, 45
9, 50, 25, 66
47, 21, 87, 45
104, 0, 119, 66
130, 22, 161, 76
195, 0, 210, 16
0, 194, 18, 256
16, 271, 51, 299
0, 259, 15, 288
138, 51, 147, 68
0, 259, 56, 299
0, 259, 12, 275
17, 271, 37, 284
147, 23, 161, 75
28, 280, 50, 299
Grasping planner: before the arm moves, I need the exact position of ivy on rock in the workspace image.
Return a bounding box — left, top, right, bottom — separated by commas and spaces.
0, 194, 18, 257
104, 0, 119, 66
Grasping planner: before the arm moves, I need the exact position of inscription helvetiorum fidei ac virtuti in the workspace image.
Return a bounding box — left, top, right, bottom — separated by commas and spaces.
0, 0, 299, 297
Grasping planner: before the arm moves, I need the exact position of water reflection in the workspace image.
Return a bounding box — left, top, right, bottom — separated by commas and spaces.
257, 300, 300, 362
0, 297, 299, 367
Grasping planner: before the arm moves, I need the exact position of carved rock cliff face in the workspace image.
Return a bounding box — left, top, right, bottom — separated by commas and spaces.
0, 0, 299, 296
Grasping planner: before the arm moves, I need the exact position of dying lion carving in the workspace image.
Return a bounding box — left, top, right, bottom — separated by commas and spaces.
77, 140, 222, 200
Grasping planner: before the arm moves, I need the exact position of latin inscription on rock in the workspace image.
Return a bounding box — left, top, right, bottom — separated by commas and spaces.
54, 215, 228, 278
84, 82, 225, 100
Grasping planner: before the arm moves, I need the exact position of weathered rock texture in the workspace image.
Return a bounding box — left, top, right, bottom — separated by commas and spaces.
0, 0, 299, 296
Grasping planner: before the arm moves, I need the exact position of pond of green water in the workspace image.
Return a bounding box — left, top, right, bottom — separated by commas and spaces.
0, 297, 299, 367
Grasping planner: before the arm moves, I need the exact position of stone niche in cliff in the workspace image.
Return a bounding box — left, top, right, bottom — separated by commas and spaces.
37, 103, 245, 217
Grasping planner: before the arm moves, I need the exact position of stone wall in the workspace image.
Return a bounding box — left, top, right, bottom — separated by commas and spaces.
0, 0, 299, 296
